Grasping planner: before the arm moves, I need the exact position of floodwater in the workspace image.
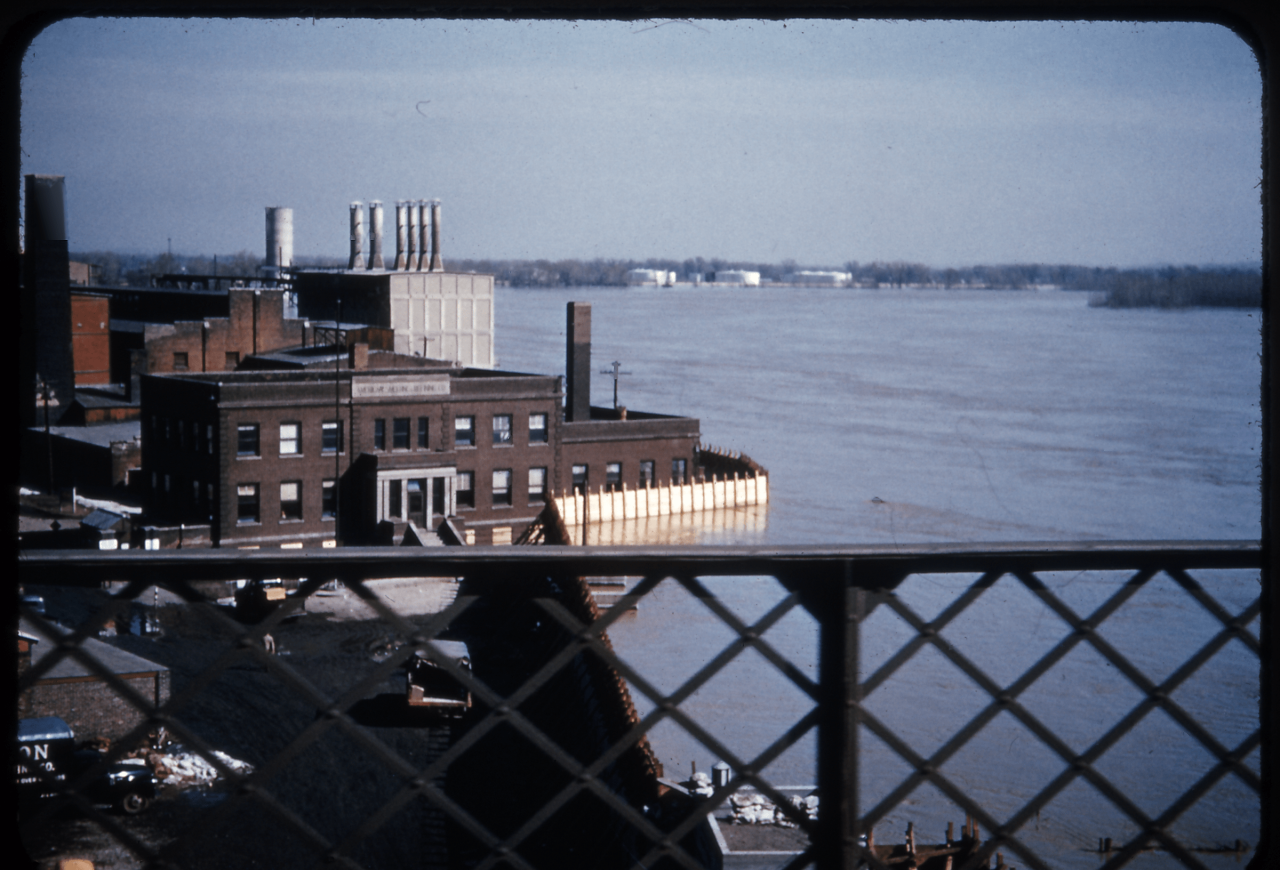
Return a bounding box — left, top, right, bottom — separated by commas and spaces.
496, 286, 1262, 867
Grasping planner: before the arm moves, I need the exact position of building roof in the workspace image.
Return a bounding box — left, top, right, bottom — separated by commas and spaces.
81, 509, 128, 532
37, 421, 141, 448
21, 618, 169, 681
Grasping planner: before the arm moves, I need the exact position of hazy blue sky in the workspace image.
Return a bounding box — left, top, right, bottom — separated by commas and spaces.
21, 18, 1261, 267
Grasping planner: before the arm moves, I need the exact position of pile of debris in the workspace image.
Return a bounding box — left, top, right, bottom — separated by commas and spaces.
142, 746, 254, 787
727, 791, 818, 827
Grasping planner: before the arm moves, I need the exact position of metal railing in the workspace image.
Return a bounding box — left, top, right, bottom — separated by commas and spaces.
16, 541, 1264, 870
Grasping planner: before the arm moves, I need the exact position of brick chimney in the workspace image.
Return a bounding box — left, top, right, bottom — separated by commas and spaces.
566, 302, 591, 422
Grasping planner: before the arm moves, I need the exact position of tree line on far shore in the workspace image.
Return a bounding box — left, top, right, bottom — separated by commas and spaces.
70, 250, 1261, 309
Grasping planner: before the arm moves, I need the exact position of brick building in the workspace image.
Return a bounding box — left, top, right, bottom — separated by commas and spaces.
139, 316, 699, 547
70, 291, 110, 386
19, 618, 171, 744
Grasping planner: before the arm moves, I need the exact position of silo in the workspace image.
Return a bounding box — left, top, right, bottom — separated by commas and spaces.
394, 201, 409, 270
428, 199, 443, 271
368, 200, 385, 270
265, 207, 293, 278
348, 202, 365, 271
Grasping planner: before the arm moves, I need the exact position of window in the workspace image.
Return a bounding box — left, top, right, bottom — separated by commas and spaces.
529, 467, 547, 503
164, 418, 171, 441
322, 479, 336, 519
237, 423, 259, 456
173, 351, 188, 371
207, 482, 214, 505
193, 422, 201, 453
418, 417, 428, 449
407, 479, 426, 516
207, 424, 214, 455
606, 462, 622, 492
322, 420, 343, 453
572, 464, 588, 495
455, 415, 475, 447
493, 469, 512, 506
178, 420, 186, 450
280, 422, 300, 455
192, 480, 200, 503
393, 417, 410, 450
456, 471, 474, 508
493, 414, 512, 445
226, 351, 240, 368
639, 460, 655, 488
374, 419, 386, 450
672, 458, 688, 485
237, 484, 259, 523
529, 412, 548, 443
280, 481, 302, 520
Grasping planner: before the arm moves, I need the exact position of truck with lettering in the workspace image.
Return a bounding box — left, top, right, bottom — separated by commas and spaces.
17, 717, 156, 814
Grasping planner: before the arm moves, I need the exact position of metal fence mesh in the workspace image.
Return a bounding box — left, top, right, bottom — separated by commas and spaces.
17, 543, 1262, 870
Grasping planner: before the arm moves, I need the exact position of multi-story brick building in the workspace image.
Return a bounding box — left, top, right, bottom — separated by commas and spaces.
139, 329, 699, 547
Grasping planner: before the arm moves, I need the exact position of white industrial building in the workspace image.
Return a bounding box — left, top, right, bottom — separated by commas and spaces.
784, 271, 852, 286
626, 269, 675, 286
712, 270, 760, 286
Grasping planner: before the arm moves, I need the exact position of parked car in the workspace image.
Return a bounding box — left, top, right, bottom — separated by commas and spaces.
17, 717, 156, 814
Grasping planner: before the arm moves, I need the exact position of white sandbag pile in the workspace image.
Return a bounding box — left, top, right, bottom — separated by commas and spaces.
727, 792, 818, 827
148, 747, 254, 787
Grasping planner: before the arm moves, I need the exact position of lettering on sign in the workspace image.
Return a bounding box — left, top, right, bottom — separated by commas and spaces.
352, 376, 451, 399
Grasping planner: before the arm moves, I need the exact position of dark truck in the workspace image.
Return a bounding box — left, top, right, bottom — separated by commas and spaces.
406, 640, 472, 715
17, 717, 156, 815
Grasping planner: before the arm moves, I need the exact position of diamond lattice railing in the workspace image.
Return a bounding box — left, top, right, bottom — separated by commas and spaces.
16, 543, 1264, 870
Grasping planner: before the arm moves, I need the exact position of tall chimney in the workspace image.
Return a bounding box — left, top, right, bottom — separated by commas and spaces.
428, 199, 443, 271
566, 302, 591, 423
22, 174, 74, 429
348, 202, 364, 271
415, 201, 428, 270
394, 201, 408, 270
368, 200, 384, 270
265, 207, 293, 278
406, 200, 418, 270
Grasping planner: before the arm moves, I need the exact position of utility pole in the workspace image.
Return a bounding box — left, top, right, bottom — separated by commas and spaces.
334, 299, 342, 546
600, 361, 631, 410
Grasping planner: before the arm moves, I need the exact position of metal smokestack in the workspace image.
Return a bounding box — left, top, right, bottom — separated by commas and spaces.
394, 201, 408, 270
265, 207, 293, 278
368, 200, 384, 270
348, 202, 365, 271
566, 302, 591, 423
406, 200, 418, 271
415, 201, 428, 271
428, 199, 443, 271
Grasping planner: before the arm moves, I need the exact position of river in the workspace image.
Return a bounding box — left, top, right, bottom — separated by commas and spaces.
495, 285, 1261, 867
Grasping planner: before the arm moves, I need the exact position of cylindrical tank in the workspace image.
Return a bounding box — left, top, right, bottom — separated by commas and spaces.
368, 200, 384, 271
348, 202, 365, 271
394, 201, 408, 270
265, 207, 293, 278
406, 200, 418, 270
415, 201, 428, 271
429, 199, 443, 271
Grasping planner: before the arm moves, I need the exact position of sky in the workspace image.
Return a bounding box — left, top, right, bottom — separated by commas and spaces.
20, 18, 1262, 268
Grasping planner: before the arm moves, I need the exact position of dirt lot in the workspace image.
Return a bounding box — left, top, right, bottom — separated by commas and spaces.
20, 581, 463, 870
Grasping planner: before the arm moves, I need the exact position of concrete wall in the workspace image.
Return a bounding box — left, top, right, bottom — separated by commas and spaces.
557, 471, 768, 527
387, 272, 495, 367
